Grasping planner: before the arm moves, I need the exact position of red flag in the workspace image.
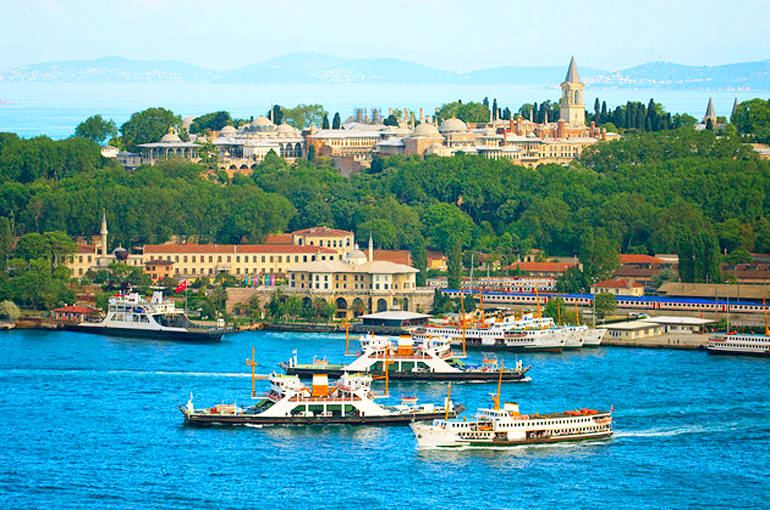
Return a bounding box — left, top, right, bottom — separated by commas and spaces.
175, 280, 187, 293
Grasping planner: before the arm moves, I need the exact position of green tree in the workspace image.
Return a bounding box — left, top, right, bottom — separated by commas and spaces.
0, 300, 20, 322
447, 239, 462, 290
322, 114, 330, 130
0, 217, 12, 271
75, 115, 118, 143
332, 112, 341, 129
189, 111, 232, 134
411, 237, 428, 286
120, 107, 182, 152
594, 292, 616, 321
283, 104, 328, 130
436, 101, 490, 124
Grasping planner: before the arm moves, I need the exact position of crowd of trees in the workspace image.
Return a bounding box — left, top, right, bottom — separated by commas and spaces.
732, 98, 770, 144
0, 100, 768, 313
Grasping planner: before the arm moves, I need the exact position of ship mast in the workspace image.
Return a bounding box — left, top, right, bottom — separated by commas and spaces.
343, 310, 350, 355
493, 360, 504, 410
247, 346, 258, 398
764, 296, 768, 337
574, 301, 581, 326
460, 290, 467, 357
444, 383, 452, 420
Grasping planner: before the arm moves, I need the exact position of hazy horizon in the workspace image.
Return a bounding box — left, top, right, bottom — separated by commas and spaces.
2, 1, 768, 72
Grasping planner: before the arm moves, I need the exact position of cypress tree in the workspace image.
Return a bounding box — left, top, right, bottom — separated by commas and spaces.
0, 217, 11, 271
601, 101, 608, 123
594, 98, 601, 120
491, 98, 498, 120
332, 112, 341, 130
321, 114, 330, 129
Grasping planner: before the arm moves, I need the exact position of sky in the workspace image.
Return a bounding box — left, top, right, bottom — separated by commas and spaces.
1, 0, 768, 71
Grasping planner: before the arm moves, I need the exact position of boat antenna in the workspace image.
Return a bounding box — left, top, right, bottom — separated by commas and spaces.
444, 383, 452, 420
493, 359, 504, 410
534, 284, 543, 329
384, 346, 391, 397
460, 291, 467, 357
246, 346, 258, 398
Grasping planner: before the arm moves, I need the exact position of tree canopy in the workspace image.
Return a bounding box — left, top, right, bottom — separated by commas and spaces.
120, 107, 182, 152
74, 115, 118, 143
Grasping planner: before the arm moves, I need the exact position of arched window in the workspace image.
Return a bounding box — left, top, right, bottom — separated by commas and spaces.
574, 90, 579, 104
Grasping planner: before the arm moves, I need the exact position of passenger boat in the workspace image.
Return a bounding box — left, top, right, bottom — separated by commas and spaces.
707, 333, 770, 357
180, 349, 463, 426
280, 333, 531, 382
68, 291, 228, 342
410, 363, 612, 448
708, 299, 770, 357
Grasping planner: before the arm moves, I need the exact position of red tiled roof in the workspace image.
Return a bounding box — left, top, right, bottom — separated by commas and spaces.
291, 226, 353, 237
620, 254, 664, 264
263, 233, 293, 245
144, 259, 174, 266
78, 244, 95, 254
55, 305, 98, 314
595, 278, 644, 288
373, 249, 411, 265
426, 250, 447, 262
143, 243, 337, 255
505, 262, 575, 272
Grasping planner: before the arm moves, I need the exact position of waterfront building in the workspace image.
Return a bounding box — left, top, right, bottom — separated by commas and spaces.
67, 211, 143, 278
137, 130, 200, 166
590, 278, 645, 297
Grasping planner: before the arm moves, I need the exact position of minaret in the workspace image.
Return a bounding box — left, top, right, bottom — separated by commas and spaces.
100, 209, 108, 257
560, 55, 585, 126
731, 95, 738, 121
368, 234, 374, 262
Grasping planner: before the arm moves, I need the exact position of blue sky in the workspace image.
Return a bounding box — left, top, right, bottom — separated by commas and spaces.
2, 0, 768, 71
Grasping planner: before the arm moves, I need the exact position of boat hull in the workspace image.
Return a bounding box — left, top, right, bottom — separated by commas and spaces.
707, 348, 770, 357
279, 363, 531, 382
416, 430, 613, 448
65, 323, 224, 342
180, 408, 460, 426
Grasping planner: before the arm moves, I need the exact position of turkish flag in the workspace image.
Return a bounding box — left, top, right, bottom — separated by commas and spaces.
175, 280, 187, 293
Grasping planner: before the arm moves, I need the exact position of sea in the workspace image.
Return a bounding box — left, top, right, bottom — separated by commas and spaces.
0, 82, 766, 139
0, 329, 767, 509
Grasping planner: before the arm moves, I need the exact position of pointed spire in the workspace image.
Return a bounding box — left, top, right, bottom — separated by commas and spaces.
703, 95, 716, 123
564, 55, 580, 83
368, 234, 373, 262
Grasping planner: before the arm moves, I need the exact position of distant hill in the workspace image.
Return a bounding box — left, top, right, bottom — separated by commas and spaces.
0, 56, 216, 83
1, 53, 768, 89
587, 59, 770, 90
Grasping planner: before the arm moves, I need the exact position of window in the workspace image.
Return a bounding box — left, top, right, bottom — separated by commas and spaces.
192, 255, 196, 263
278, 256, 282, 263
236, 256, 240, 263
227, 256, 231, 263
270, 256, 274, 263
183, 255, 187, 262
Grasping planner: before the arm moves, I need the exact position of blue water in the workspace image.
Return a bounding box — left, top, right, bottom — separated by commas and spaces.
0, 82, 763, 139
0, 329, 768, 509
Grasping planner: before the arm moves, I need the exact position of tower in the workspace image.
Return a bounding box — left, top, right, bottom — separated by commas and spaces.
368, 234, 373, 262
100, 209, 108, 257
703, 96, 717, 128
560, 56, 585, 126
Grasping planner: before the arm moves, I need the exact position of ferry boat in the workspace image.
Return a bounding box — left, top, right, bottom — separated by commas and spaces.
410, 366, 612, 448
280, 333, 531, 382
68, 291, 228, 342
707, 333, 770, 357
411, 402, 613, 448
179, 371, 463, 426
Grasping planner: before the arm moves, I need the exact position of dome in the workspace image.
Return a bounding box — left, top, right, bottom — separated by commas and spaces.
411, 123, 441, 137
112, 247, 128, 261
160, 132, 182, 143
276, 123, 298, 136
346, 249, 367, 265
220, 125, 236, 135
252, 116, 273, 127
439, 118, 467, 133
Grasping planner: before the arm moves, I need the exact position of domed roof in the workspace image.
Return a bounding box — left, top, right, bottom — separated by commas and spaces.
346, 249, 368, 265
439, 118, 467, 133
276, 123, 298, 136
411, 123, 441, 137
112, 247, 128, 261
252, 116, 273, 127
160, 132, 182, 143
220, 125, 236, 135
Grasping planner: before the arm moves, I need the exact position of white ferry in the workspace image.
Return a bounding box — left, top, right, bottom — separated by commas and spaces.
411, 402, 613, 448
69, 291, 228, 342
707, 333, 770, 357
280, 333, 531, 382
180, 371, 463, 426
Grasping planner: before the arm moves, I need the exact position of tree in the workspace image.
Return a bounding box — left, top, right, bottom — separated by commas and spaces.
436, 101, 490, 124
189, 111, 232, 134
0, 300, 20, 322
594, 292, 616, 321
283, 104, 328, 130
447, 239, 462, 290
268, 105, 284, 125
0, 217, 12, 271
556, 266, 591, 293
544, 296, 579, 325
332, 112, 341, 129
411, 237, 428, 286
322, 114, 330, 130
75, 115, 117, 143
383, 114, 399, 126
120, 107, 181, 152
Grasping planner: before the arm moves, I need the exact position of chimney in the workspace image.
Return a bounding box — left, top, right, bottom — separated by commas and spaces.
368, 234, 374, 262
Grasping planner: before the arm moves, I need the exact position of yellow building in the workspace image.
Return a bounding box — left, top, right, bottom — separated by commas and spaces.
142, 243, 339, 280
67, 211, 143, 278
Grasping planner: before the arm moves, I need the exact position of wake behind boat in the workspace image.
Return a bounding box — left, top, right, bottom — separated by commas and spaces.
67, 291, 228, 342
280, 333, 531, 382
